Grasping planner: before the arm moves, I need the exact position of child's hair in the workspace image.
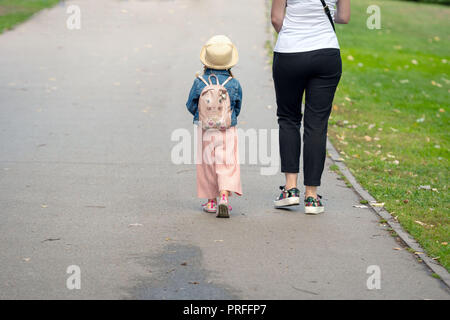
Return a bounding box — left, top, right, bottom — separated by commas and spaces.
203, 66, 234, 78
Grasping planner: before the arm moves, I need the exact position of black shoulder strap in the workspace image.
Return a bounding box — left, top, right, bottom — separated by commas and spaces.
320, 0, 335, 32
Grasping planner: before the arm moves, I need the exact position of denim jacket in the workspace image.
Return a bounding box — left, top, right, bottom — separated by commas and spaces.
186, 69, 242, 127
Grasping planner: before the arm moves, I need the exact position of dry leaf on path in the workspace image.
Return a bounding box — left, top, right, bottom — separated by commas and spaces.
128, 223, 143, 227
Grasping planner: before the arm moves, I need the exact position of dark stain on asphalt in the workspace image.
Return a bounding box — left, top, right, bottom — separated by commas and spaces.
129, 243, 239, 299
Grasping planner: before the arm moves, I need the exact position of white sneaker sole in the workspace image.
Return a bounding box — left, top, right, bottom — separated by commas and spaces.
304, 206, 325, 215
203, 207, 216, 214
274, 197, 300, 208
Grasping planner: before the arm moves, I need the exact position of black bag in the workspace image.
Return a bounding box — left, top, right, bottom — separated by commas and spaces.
319, 0, 336, 32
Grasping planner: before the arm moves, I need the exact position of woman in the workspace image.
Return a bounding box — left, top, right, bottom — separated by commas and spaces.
271, 0, 350, 214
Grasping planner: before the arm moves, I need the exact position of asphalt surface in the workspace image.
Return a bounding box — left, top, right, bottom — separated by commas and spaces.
0, 0, 448, 299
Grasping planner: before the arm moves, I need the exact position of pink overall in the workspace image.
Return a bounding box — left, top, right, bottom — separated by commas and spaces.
196, 126, 242, 199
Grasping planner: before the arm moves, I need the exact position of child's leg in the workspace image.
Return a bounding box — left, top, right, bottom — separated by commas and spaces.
197, 128, 220, 200
216, 128, 242, 218
197, 162, 219, 199
215, 127, 242, 197
219, 190, 229, 198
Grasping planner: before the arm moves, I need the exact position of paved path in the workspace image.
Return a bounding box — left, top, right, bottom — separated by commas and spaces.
0, 0, 448, 299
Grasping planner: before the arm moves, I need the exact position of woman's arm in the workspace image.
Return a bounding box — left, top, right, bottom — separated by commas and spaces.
335, 0, 350, 24
271, 0, 287, 33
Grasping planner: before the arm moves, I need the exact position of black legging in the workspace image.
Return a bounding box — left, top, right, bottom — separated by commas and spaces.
273, 48, 342, 186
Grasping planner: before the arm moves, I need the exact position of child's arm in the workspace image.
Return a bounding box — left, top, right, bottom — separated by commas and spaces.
234, 81, 243, 117
186, 79, 199, 115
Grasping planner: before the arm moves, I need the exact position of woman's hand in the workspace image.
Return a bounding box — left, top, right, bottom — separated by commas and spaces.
335, 0, 351, 24
271, 0, 287, 33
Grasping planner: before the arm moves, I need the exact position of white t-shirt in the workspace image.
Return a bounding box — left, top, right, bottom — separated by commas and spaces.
274, 0, 340, 53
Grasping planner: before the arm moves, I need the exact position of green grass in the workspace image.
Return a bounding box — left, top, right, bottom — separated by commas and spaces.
328, 0, 449, 270
0, 0, 59, 34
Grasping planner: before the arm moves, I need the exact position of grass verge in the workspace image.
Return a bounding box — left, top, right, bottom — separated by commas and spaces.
0, 0, 59, 34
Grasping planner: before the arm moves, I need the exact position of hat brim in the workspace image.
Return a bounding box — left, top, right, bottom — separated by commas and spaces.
199, 44, 239, 70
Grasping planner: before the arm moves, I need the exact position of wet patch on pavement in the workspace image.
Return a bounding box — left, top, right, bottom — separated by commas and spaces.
129, 243, 239, 299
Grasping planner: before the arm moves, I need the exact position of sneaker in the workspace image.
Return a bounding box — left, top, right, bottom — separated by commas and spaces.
304, 195, 324, 214
217, 194, 230, 218
202, 199, 217, 213
274, 186, 300, 208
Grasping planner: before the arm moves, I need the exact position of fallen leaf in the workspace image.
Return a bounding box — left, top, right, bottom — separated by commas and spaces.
393, 248, 402, 251
416, 116, 425, 123
42, 238, 61, 242
370, 202, 384, 207
364, 135, 372, 142
431, 80, 442, 87
128, 223, 143, 227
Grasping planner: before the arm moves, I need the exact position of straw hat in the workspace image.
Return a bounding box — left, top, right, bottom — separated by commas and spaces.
200, 35, 239, 70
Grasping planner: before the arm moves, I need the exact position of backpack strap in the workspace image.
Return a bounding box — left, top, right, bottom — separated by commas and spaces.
197, 75, 209, 86
221, 76, 233, 86
197, 74, 232, 86
208, 74, 219, 85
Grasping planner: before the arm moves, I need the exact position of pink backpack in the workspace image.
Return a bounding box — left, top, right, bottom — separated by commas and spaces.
197, 74, 233, 130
